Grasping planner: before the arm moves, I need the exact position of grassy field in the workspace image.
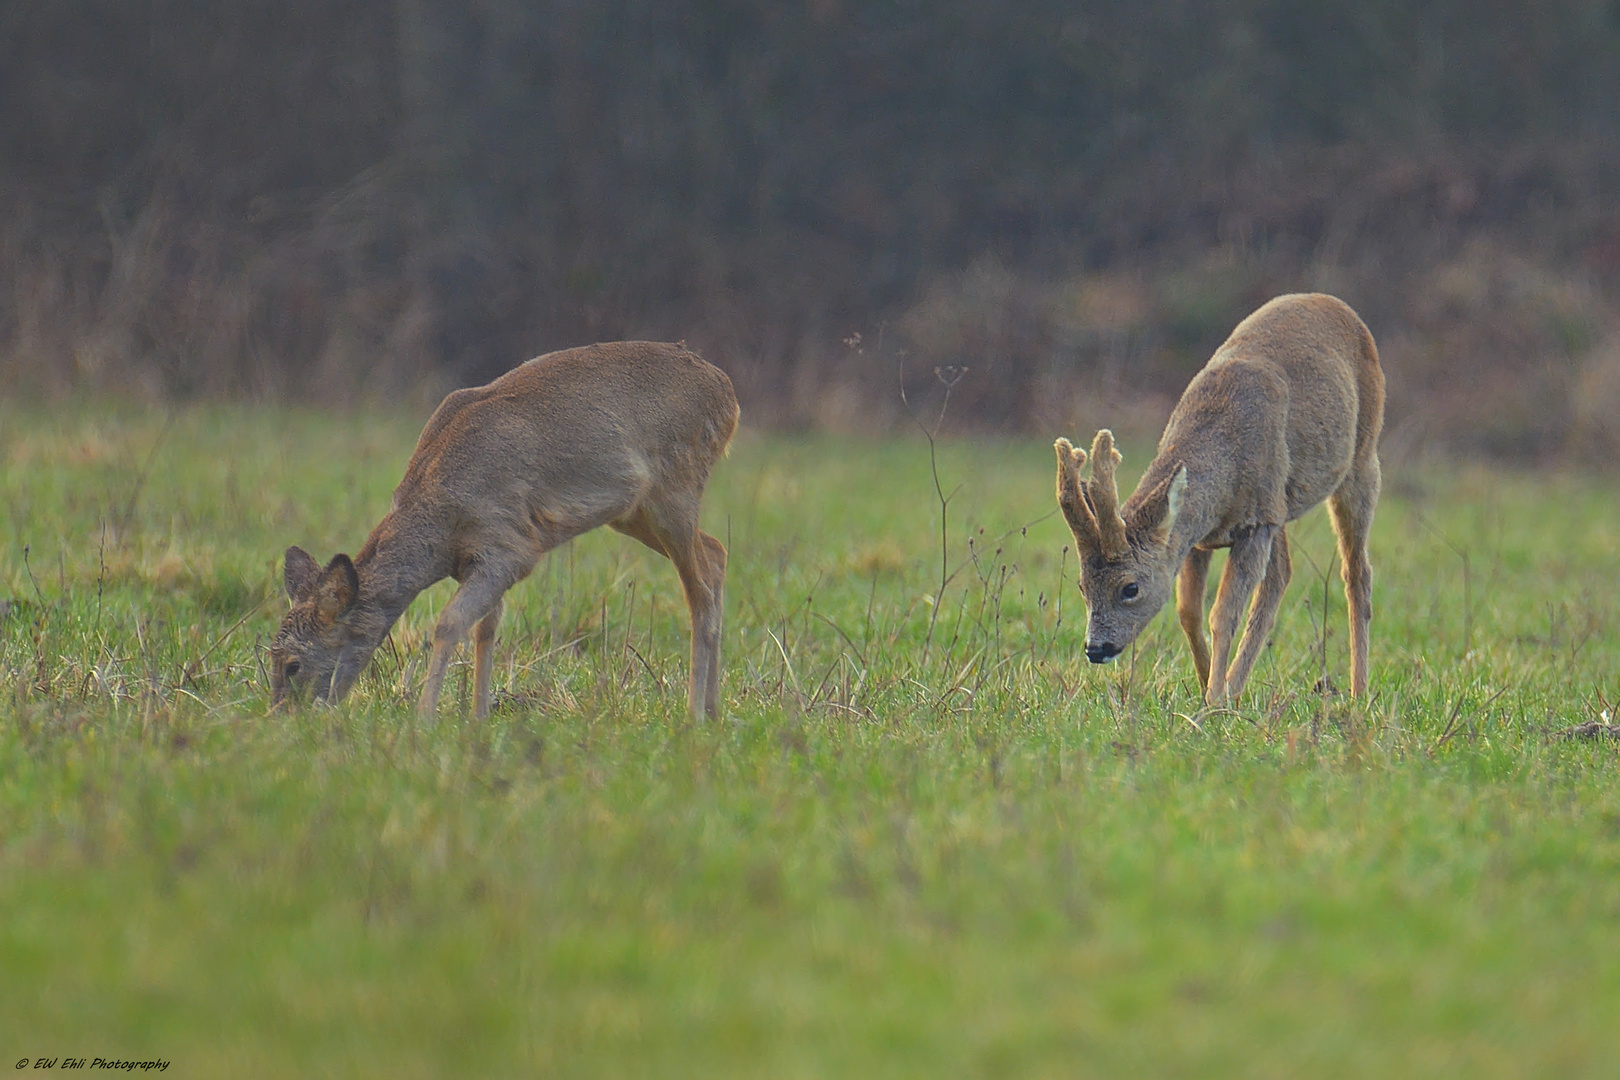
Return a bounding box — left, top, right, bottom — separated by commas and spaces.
3, 403, 1620, 1078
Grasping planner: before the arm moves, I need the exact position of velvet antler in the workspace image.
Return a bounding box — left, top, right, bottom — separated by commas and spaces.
1054, 438, 1100, 555
1085, 430, 1129, 558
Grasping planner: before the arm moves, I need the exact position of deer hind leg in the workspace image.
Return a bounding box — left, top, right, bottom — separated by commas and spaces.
1224, 527, 1291, 701
1204, 525, 1277, 705
1329, 455, 1380, 698
472, 598, 503, 719
612, 502, 725, 719
420, 571, 517, 719
694, 531, 727, 716
1177, 547, 1213, 693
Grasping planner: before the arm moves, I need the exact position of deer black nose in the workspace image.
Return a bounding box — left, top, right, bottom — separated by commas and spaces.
1085, 641, 1121, 664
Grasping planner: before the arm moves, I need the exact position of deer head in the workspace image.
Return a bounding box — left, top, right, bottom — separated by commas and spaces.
1055, 430, 1187, 663
270, 546, 369, 707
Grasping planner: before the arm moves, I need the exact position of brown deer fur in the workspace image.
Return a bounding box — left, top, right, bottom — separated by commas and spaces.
1055, 293, 1384, 703
271, 341, 739, 719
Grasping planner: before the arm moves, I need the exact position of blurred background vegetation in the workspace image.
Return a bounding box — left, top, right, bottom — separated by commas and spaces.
4, 0, 1620, 457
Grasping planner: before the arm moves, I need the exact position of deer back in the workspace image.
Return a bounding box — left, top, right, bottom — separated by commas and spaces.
388, 342, 738, 555
1131, 293, 1381, 541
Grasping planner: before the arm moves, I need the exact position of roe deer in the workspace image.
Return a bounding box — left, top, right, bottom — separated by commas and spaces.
1054, 293, 1383, 703
270, 341, 739, 719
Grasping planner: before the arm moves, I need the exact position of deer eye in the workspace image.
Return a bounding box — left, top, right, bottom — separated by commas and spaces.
1120, 582, 1140, 600
284, 659, 302, 679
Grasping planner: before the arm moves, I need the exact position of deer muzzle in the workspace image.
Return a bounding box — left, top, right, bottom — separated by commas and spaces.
1085, 640, 1122, 664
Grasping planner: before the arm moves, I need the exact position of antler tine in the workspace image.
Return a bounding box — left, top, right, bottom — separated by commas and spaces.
1054, 437, 1086, 475
1054, 438, 1100, 553
1086, 430, 1129, 557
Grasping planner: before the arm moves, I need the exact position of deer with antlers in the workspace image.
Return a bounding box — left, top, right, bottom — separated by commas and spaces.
1055, 293, 1384, 703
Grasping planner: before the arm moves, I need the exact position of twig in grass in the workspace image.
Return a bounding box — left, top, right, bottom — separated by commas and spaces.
624, 641, 661, 689
22, 544, 49, 609
987, 509, 1058, 550
1292, 540, 1339, 699
598, 594, 610, 701
1195, 705, 1258, 730
1319, 548, 1336, 691
179, 597, 268, 691
133, 615, 165, 710
862, 573, 878, 660
93, 521, 108, 640
1047, 545, 1069, 661
806, 653, 853, 711
942, 571, 974, 668
931, 681, 974, 719
622, 578, 637, 677
1414, 511, 1474, 658
397, 648, 421, 706
1433, 695, 1467, 748
974, 641, 1038, 687
813, 611, 868, 669
1434, 684, 1510, 748
379, 631, 405, 685
1104, 638, 1140, 737
796, 572, 825, 645
819, 700, 874, 721
765, 627, 805, 713
115, 410, 176, 540
896, 346, 968, 663
947, 646, 985, 695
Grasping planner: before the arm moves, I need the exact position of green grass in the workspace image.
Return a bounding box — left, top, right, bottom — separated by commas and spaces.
3, 403, 1620, 1078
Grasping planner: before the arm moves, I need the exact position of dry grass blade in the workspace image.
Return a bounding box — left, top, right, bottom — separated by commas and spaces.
1435, 684, 1510, 748
180, 598, 268, 690
765, 627, 805, 712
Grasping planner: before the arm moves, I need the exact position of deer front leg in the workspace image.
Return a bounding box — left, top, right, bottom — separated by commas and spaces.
420, 574, 511, 718
472, 598, 504, 719
1177, 547, 1213, 692
1204, 525, 1276, 705
1224, 527, 1291, 701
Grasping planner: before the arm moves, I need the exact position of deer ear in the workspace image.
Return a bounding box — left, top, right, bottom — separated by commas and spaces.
284, 546, 321, 603
313, 554, 360, 624
1150, 466, 1189, 544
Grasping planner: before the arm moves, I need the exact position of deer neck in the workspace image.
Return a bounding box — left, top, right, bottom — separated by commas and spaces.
1164, 498, 1213, 568
1127, 458, 1216, 569
349, 511, 450, 650
1159, 463, 1250, 569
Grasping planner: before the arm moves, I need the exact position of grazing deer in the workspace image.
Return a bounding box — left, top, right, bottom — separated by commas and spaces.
270, 341, 739, 719
1054, 293, 1383, 703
